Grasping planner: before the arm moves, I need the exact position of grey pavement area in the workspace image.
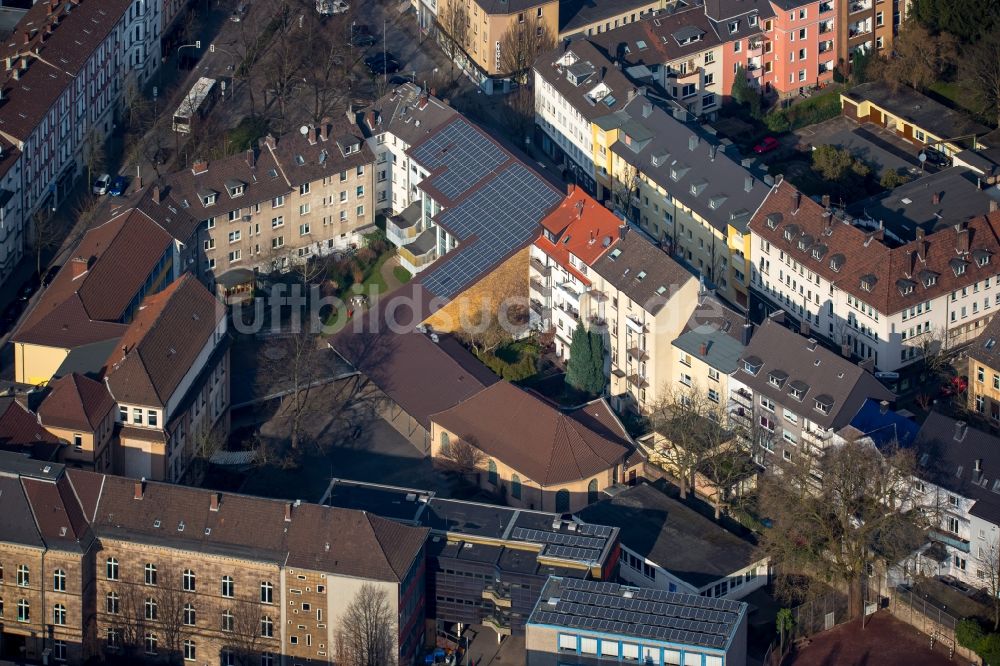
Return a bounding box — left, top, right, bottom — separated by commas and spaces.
795, 115, 940, 177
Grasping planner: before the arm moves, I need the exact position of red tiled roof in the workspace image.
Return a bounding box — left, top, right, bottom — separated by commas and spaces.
535, 187, 622, 285
749, 179, 1000, 315
0, 397, 61, 457
104, 274, 225, 408
38, 372, 114, 432
431, 382, 631, 486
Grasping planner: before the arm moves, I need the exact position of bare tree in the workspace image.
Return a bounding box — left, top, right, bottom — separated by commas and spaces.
83, 127, 107, 193
437, 0, 469, 79
498, 19, 554, 83
611, 162, 639, 219
156, 570, 187, 666
257, 330, 327, 451
882, 21, 956, 92
960, 27, 1000, 128
30, 208, 62, 277
978, 537, 1000, 630
226, 596, 267, 666
300, 19, 354, 123
438, 436, 487, 477
337, 583, 396, 666
502, 86, 536, 147
758, 438, 938, 619
111, 574, 147, 660
261, 10, 307, 133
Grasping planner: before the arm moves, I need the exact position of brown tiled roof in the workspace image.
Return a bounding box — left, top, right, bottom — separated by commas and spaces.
89, 474, 426, 581
0, 397, 61, 459
431, 382, 630, 486
15, 207, 177, 348
362, 83, 458, 148
749, 179, 1000, 315
589, 227, 695, 315
265, 118, 374, 187
533, 39, 634, 123
163, 147, 289, 218
38, 373, 115, 432
0, 0, 132, 143
591, 5, 722, 66
104, 274, 225, 408
20, 474, 94, 552
333, 283, 496, 429
968, 315, 1000, 370
114, 185, 202, 243
65, 468, 104, 522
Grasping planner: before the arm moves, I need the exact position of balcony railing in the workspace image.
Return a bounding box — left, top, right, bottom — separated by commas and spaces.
930, 531, 971, 553
730, 389, 752, 408
529, 256, 551, 276
530, 299, 547, 317
626, 374, 649, 389
483, 614, 511, 637
555, 303, 580, 321
819, 1, 833, 12
627, 347, 649, 362
530, 277, 550, 297
625, 315, 647, 333
850, 1, 872, 13
589, 314, 606, 326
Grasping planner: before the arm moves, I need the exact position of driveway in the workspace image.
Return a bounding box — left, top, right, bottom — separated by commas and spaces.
795, 115, 938, 177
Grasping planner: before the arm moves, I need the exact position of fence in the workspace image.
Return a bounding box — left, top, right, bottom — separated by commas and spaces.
889, 585, 978, 663
788, 592, 851, 642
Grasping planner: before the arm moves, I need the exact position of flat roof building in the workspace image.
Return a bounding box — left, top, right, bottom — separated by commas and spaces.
526, 576, 749, 666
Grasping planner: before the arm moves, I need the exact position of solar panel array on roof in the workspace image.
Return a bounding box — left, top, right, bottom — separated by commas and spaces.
510, 527, 606, 551
410, 118, 508, 202
531, 578, 744, 651
420, 162, 561, 299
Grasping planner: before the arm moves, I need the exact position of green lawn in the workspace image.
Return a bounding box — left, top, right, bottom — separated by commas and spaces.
393, 265, 412, 284
927, 81, 982, 120
321, 250, 394, 332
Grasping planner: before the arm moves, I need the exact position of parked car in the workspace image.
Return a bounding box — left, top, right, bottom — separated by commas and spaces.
389, 73, 415, 85
352, 32, 376, 47
42, 264, 61, 287
317, 0, 349, 14
940, 374, 969, 397
230, 2, 248, 21
368, 58, 400, 75
108, 175, 127, 197
0, 300, 23, 334
92, 173, 111, 195
922, 147, 950, 167
364, 52, 395, 67
753, 136, 780, 154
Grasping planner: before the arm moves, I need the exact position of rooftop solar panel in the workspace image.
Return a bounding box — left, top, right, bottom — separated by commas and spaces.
410, 118, 508, 202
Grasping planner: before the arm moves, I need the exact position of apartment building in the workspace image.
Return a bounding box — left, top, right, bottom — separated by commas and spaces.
13, 194, 199, 386
0, 453, 429, 665
730, 317, 894, 467
534, 40, 636, 196
671, 292, 752, 405
0, 0, 161, 287
968, 315, 1000, 429
165, 118, 376, 279
766, 0, 837, 95
597, 96, 769, 308
748, 179, 1000, 375
580, 483, 769, 601
528, 187, 625, 356
592, 6, 726, 120
324, 479, 621, 638
525, 577, 748, 666
104, 273, 229, 482
558, 0, 666, 38
429, 381, 635, 513
588, 226, 699, 413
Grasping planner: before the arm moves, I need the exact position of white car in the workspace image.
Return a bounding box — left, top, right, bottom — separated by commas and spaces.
316, 0, 348, 14
92, 173, 111, 195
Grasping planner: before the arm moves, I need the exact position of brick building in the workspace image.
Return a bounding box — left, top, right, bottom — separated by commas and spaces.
0, 452, 428, 665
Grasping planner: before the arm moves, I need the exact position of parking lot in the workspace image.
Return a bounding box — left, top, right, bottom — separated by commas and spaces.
794, 115, 941, 177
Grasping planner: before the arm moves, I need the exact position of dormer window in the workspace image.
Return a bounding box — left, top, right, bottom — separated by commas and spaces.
812, 248, 822, 259
783, 229, 793, 241
743, 356, 762, 375
729, 20, 740, 33
814, 395, 833, 414
225, 180, 246, 198
765, 213, 781, 229
198, 190, 218, 207
924, 274, 937, 287
860, 275, 875, 292
951, 259, 968, 276
635, 271, 646, 282
789, 386, 803, 400
830, 254, 844, 272
768, 371, 787, 388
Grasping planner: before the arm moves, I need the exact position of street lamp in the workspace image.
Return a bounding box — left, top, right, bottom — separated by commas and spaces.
176, 40, 202, 70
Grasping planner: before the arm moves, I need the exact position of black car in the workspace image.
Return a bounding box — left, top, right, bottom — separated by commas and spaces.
389, 73, 415, 85
1, 299, 24, 334
42, 264, 61, 287
352, 33, 376, 47
922, 148, 950, 167
364, 51, 395, 67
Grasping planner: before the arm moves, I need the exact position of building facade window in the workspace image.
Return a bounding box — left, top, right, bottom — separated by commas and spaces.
260, 581, 273, 604
53, 604, 66, 625
511, 474, 522, 499
261, 615, 274, 637
144, 563, 157, 586
53, 568, 66, 592
588, 479, 599, 504
182, 570, 196, 592
221, 576, 234, 598
556, 489, 570, 513
106, 558, 118, 580
16, 565, 28, 587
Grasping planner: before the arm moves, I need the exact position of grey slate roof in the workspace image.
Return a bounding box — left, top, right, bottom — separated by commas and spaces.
736, 319, 894, 430
849, 167, 1000, 238
608, 97, 769, 234
559, 0, 660, 34
362, 83, 458, 148
673, 294, 750, 374
968, 314, 1000, 371
0, 474, 44, 548
916, 412, 1000, 527
533, 40, 635, 123
590, 227, 695, 315
578, 482, 758, 588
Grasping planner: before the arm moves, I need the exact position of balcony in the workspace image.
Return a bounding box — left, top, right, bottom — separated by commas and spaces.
627, 347, 649, 362
555, 302, 580, 322
849, 21, 872, 38
625, 315, 647, 333
589, 314, 606, 326
588, 289, 608, 302
530, 277, 551, 297
678, 67, 701, 84
819, 1, 833, 12
930, 531, 971, 553
481, 584, 512, 608
730, 406, 752, 426
626, 374, 649, 389
748, 40, 764, 57
530, 256, 551, 276
730, 389, 752, 409
555, 282, 582, 303
849, 0, 872, 14
819, 41, 834, 54
819, 22, 834, 35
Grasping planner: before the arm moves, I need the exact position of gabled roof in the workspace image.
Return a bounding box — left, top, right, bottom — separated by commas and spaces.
673, 293, 750, 374
737, 319, 894, 430
361, 83, 458, 148
968, 314, 1000, 370
38, 373, 115, 432
0, 398, 60, 460
264, 117, 374, 187
534, 187, 624, 285
748, 179, 1000, 315
163, 146, 289, 216
589, 226, 695, 315
104, 274, 225, 408
533, 40, 635, 123
430, 382, 631, 486
592, 4, 723, 65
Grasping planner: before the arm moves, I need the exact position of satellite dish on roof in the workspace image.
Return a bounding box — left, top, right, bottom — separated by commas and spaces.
299, 125, 309, 136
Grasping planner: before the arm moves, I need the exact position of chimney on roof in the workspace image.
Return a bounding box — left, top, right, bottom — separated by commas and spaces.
916, 227, 926, 261
821, 194, 830, 208
619, 224, 628, 241
688, 135, 699, 151
699, 341, 708, 356
418, 93, 428, 110
741, 321, 752, 346
308, 126, 317, 145
792, 190, 801, 213
320, 117, 330, 141
284, 502, 292, 522
134, 478, 146, 500
744, 175, 754, 192
991, 199, 999, 213
577, 200, 585, 219
800, 320, 810, 336
709, 144, 717, 161
932, 191, 941, 205
956, 221, 970, 254
880, 400, 889, 415
976, 458, 983, 472
21, 30, 28, 45
191, 160, 208, 175
955, 420, 968, 442
70, 255, 87, 278
264, 134, 276, 150
245, 148, 256, 168
642, 100, 652, 118
210, 493, 221, 512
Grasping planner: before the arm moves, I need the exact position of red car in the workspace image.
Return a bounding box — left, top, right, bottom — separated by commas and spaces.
753, 136, 780, 154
